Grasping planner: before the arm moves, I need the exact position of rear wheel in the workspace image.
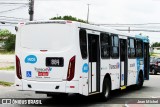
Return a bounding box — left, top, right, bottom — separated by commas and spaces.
152, 69, 157, 75
101, 78, 111, 100
136, 73, 144, 89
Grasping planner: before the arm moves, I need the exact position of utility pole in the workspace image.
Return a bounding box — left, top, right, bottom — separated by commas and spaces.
87, 4, 90, 23
29, 0, 34, 21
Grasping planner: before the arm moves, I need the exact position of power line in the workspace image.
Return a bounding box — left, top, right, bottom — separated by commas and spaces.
0, 19, 26, 22
0, 24, 16, 26
0, 0, 28, 1
0, 21, 18, 24
103, 25, 160, 29
97, 23, 160, 26
116, 29, 160, 32
0, 16, 28, 20
0, 2, 28, 5
0, 5, 28, 14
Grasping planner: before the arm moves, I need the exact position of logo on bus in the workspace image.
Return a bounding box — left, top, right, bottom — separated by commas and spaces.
26, 71, 32, 77
25, 55, 37, 64
109, 62, 119, 69
34, 67, 52, 72
130, 63, 135, 67
34, 67, 52, 76
82, 63, 89, 73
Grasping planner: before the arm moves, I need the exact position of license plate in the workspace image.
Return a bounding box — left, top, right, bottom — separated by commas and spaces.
46, 57, 64, 67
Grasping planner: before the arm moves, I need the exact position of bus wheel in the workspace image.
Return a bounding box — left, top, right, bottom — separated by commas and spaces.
152, 69, 157, 75
101, 78, 111, 100
136, 73, 144, 89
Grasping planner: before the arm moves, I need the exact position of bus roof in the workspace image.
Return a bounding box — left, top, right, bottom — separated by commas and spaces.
135, 34, 149, 43
18, 20, 135, 38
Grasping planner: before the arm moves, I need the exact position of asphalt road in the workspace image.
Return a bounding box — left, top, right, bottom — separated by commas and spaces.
0, 75, 160, 107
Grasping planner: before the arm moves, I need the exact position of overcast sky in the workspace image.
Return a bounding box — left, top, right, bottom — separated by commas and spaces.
0, 0, 160, 44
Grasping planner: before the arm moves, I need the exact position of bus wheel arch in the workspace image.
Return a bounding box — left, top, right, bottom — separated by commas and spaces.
101, 73, 112, 100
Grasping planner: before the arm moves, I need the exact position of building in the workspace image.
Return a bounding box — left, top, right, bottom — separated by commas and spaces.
151, 47, 160, 54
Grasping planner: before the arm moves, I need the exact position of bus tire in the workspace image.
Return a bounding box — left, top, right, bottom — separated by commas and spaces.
152, 69, 157, 75
136, 73, 144, 89
101, 77, 111, 100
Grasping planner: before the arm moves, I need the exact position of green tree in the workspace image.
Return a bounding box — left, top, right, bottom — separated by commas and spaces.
0, 30, 11, 39
50, 15, 87, 23
151, 42, 160, 47
0, 29, 15, 51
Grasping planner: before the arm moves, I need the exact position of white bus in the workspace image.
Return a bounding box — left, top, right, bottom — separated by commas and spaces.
15, 20, 149, 99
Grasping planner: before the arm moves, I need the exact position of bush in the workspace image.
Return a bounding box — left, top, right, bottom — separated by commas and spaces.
4, 34, 15, 51
0, 29, 16, 52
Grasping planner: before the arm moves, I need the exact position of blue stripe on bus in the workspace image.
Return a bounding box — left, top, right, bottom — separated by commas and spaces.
136, 58, 144, 84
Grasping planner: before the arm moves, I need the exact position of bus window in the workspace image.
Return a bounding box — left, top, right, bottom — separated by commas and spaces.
128, 38, 136, 58
79, 29, 87, 59
100, 33, 110, 59
111, 34, 119, 58
136, 40, 143, 58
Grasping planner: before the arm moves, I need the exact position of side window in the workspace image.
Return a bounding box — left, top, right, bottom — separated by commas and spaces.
79, 29, 87, 59
100, 33, 110, 59
111, 34, 119, 58
128, 38, 136, 58
136, 40, 143, 58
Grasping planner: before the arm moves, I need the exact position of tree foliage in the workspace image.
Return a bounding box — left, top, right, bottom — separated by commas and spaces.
50, 15, 87, 23
0, 29, 15, 51
0, 30, 11, 39
151, 42, 160, 47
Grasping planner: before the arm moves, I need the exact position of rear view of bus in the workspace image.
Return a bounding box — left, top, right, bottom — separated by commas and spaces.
15, 21, 79, 95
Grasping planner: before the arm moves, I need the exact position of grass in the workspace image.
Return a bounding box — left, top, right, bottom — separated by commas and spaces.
0, 81, 14, 86
0, 50, 15, 55
150, 52, 160, 57
0, 66, 15, 70
150, 53, 160, 57
151, 54, 158, 57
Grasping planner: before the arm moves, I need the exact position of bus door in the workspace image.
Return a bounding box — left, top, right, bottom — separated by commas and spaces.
88, 34, 100, 93
120, 39, 128, 86
144, 43, 149, 80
